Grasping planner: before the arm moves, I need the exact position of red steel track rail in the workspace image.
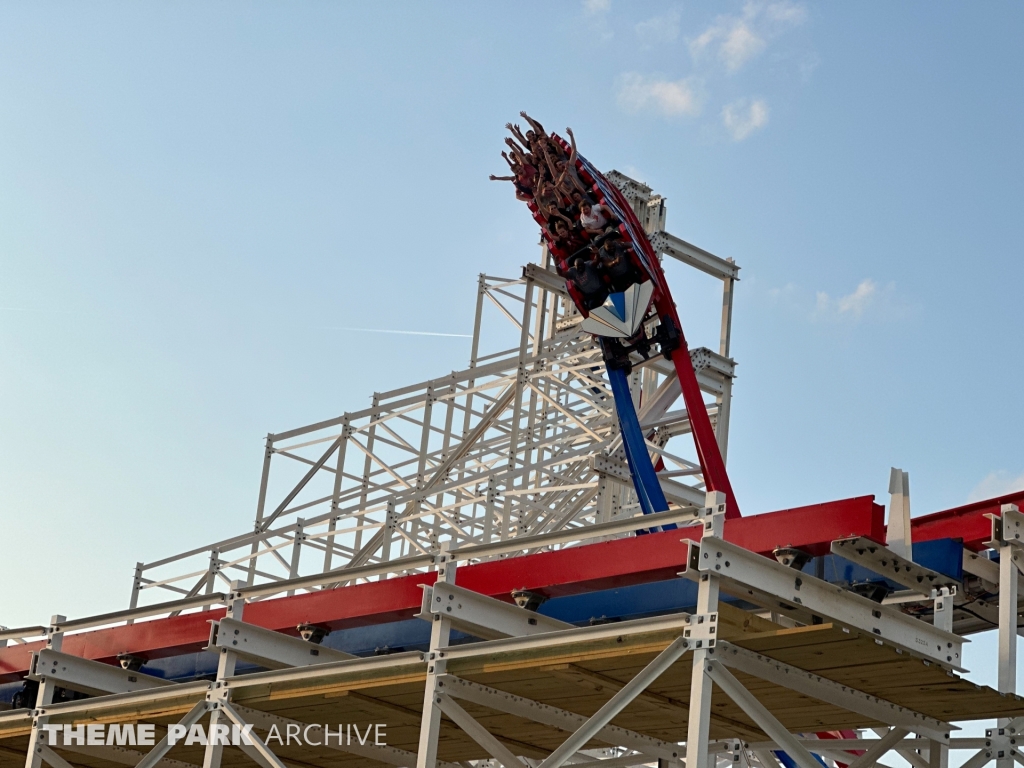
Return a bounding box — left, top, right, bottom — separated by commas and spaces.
4, 490, 1019, 682
0, 495, 884, 681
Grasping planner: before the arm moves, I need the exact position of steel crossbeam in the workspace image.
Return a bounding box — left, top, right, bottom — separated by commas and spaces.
693, 537, 965, 668
713, 642, 950, 740
831, 537, 961, 595
28, 649, 171, 696
206, 617, 354, 669
648, 231, 740, 281
417, 582, 571, 640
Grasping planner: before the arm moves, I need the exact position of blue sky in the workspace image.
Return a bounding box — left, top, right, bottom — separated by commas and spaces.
1, 0, 1022, 676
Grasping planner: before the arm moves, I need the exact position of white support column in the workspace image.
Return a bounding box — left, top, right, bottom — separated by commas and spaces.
715, 374, 733, 464
716, 268, 735, 461
998, 505, 1022, 768
286, 518, 305, 596
415, 385, 435, 553
416, 543, 456, 768
928, 739, 949, 768
24, 615, 65, 768
202, 549, 220, 611
247, 436, 274, 586
484, 476, 499, 543
202, 582, 245, 768
323, 422, 351, 572
887, 468, 912, 561
687, 491, 727, 768
127, 562, 144, 624
999, 505, 1022, 698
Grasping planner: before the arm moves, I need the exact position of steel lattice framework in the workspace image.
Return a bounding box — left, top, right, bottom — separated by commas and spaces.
4, 171, 1024, 768
129, 173, 739, 610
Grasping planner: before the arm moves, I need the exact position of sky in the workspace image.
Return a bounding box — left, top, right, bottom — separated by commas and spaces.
2, 1, 1023, 711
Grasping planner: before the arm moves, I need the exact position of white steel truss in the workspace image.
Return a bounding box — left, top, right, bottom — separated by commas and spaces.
126, 173, 739, 611
8, 492, 1022, 768
8, 171, 1024, 768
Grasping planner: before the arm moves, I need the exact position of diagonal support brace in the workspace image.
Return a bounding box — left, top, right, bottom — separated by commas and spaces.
844, 728, 910, 768
537, 636, 690, 768
437, 675, 680, 763
218, 701, 287, 768
136, 701, 211, 768
706, 660, 822, 768
437, 694, 525, 768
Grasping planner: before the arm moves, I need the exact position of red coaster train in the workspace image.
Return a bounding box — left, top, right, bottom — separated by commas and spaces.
492, 113, 741, 522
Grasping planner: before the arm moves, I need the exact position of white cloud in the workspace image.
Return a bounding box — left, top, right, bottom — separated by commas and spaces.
767, 282, 797, 305
689, 1, 806, 73
582, 0, 613, 39
815, 278, 876, 318
617, 73, 702, 117
635, 8, 681, 46
837, 278, 876, 315
968, 471, 1024, 503
720, 22, 766, 71
721, 98, 769, 140
769, 278, 915, 322
765, 1, 807, 25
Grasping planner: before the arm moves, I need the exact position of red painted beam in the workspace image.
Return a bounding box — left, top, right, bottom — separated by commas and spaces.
0, 495, 884, 682
911, 490, 1024, 552
722, 495, 884, 557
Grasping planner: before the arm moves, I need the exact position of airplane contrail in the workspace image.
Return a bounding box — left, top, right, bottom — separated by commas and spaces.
0, 310, 472, 339
324, 326, 472, 338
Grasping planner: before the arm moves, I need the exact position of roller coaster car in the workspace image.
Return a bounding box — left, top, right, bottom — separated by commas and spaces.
508, 120, 741, 519
528, 134, 678, 368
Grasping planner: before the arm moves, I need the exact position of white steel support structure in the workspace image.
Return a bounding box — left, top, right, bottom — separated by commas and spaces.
23, 616, 65, 768
417, 544, 457, 768
10, 513, 1024, 768
988, 504, 1024, 768
121, 174, 739, 611
687, 492, 727, 768
6, 171, 1024, 768
202, 581, 244, 768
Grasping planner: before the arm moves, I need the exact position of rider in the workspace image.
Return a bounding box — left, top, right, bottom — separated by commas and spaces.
598, 238, 640, 293
565, 253, 609, 310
